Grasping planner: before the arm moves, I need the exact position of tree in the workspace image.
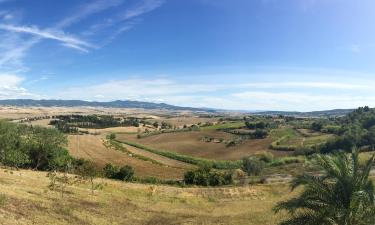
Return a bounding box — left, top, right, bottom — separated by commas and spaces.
77, 160, 98, 195
117, 165, 134, 181
274, 150, 375, 225
0, 121, 29, 168
103, 163, 119, 179
27, 126, 68, 170
242, 157, 265, 176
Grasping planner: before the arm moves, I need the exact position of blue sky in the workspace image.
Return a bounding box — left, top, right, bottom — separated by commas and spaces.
1, 0, 375, 111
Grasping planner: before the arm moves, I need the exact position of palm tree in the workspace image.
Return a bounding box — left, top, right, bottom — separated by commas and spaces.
274, 150, 375, 225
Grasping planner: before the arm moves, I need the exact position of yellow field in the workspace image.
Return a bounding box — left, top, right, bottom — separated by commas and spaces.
0, 168, 290, 225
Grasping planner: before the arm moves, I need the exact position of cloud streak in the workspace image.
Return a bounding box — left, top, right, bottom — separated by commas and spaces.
0, 24, 94, 52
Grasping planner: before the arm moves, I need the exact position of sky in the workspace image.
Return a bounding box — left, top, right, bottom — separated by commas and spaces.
1, 0, 375, 111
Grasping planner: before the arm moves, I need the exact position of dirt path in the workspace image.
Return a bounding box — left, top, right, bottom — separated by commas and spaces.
121, 142, 196, 170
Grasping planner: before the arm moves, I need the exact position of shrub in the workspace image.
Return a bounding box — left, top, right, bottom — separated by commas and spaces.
242, 157, 265, 176
253, 129, 268, 138
103, 163, 119, 179
103, 163, 134, 181
108, 133, 116, 140
117, 165, 134, 181
255, 151, 274, 163
269, 156, 305, 167
183, 167, 233, 186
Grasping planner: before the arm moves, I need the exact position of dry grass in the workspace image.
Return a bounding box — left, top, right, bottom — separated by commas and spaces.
0, 168, 290, 225
67, 135, 186, 180
117, 131, 285, 160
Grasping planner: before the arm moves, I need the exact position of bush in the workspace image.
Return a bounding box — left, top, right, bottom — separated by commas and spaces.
242, 157, 265, 176
269, 156, 305, 167
102, 163, 134, 181
103, 163, 119, 179
255, 151, 274, 163
183, 166, 233, 186
117, 165, 134, 181
108, 133, 116, 140
253, 129, 268, 138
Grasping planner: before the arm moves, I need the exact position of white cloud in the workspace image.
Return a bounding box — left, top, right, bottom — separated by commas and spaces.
0, 24, 94, 52
121, 0, 164, 21
57, 0, 124, 28
86, 0, 165, 42
241, 82, 369, 90
50, 77, 375, 111
0, 74, 36, 99
56, 78, 223, 100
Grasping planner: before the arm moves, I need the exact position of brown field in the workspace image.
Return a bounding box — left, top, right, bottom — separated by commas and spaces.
117, 131, 286, 161
78, 126, 150, 135
151, 116, 218, 127
67, 135, 186, 180
0, 106, 179, 120
121, 143, 195, 169
21, 118, 53, 127
0, 168, 290, 225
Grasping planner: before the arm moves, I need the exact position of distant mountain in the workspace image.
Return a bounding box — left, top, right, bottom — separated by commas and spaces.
0, 99, 215, 112
251, 108, 355, 117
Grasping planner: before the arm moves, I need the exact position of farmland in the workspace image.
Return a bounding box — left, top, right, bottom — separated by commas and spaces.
67, 135, 187, 180
1, 105, 373, 224
116, 130, 278, 160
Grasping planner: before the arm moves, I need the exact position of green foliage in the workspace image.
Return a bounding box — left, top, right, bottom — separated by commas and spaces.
50, 114, 140, 132
118, 165, 134, 181
108, 133, 116, 140
311, 121, 323, 131
103, 163, 119, 179
103, 163, 134, 181
0, 121, 70, 170
75, 160, 98, 195
269, 156, 305, 167
274, 150, 375, 225
27, 126, 69, 170
254, 151, 274, 163
320, 106, 375, 153
242, 157, 265, 176
245, 121, 268, 129
183, 165, 233, 186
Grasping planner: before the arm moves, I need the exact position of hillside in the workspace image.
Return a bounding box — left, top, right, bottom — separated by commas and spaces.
0, 99, 215, 112
0, 168, 288, 225
252, 108, 354, 117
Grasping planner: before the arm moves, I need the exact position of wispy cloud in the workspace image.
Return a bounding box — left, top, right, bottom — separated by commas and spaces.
0, 74, 37, 99
86, 0, 165, 42
121, 0, 164, 20
241, 82, 369, 90
57, 0, 124, 28
0, 24, 94, 52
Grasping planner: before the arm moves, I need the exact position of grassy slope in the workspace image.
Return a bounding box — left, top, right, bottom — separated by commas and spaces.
0, 168, 290, 225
